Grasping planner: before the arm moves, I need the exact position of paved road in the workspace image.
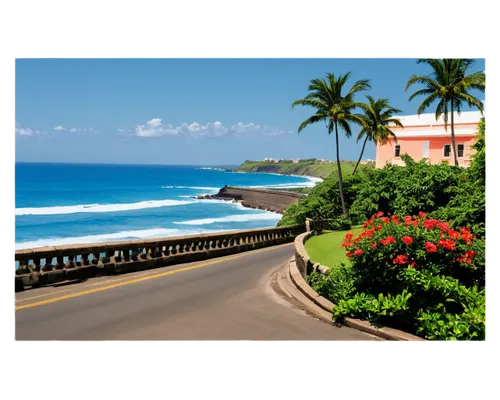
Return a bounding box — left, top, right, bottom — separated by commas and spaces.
16, 243, 374, 340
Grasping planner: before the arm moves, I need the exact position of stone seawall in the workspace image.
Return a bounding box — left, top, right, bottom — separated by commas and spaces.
198, 186, 306, 213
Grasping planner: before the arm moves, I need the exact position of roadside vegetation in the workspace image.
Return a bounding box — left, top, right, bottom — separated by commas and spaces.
286, 59, 485, 340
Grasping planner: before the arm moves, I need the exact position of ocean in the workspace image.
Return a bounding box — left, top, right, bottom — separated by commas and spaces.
15, 163, 320, 250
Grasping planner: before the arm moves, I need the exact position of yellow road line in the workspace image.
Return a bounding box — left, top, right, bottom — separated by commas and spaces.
16, 243, 291, 311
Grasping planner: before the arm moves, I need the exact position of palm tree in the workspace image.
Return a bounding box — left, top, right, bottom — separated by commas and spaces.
352, 96, 404, 175
406, 59, 485, 166
292, 72, 370, 216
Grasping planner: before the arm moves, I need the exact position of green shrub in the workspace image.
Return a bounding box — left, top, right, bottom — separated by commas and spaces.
348, 155, 463, 222
332, 212, 485, 339
333, 291, 412, 329
468, 117, 485, 186
307, 263, 357, 304
278, 169, 370, 227
321, 216, 352, 231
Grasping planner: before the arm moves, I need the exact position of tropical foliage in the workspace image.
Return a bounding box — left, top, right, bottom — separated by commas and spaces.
406, 58, 485, 165
312, 213, 485, 340
291, 72, 370, 216
353, 96, 403, 175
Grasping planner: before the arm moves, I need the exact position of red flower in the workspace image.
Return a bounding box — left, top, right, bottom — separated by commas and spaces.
447, 230, 460, 239
460, 230, 474, 244
345, 231, 353, 241
401, 236, 414, 245
370, 243, 377, 249
410, 261, 421, 270
458, 250, 477, 264
423, 219, 438, 230
419, 211, 426, 218
393, 254, 409, 264
436, 221, 450, 231
380, 236, 396, 246
354, 249, 364, 256
382, 217, 390, 224
404, 216, 413, 225
365, 229, 375, 238
425, 241, 437, 253
341, 241, 353, 248
465, 250, 477, 258
438, 239, 456, 251
346, 251, 352, 259
376, 211, 384, 217
391, 215, 400, 224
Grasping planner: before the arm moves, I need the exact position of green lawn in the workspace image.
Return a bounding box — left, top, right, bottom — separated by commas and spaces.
305, 227, 364, 268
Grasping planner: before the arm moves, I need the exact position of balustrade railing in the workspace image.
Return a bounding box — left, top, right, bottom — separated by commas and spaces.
15, 225, 305, 292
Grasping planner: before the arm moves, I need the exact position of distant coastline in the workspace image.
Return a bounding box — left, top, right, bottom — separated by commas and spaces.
235, 159, 341, 179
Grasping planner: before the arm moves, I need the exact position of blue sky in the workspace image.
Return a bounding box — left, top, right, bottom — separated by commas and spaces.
15, 58, 485, 165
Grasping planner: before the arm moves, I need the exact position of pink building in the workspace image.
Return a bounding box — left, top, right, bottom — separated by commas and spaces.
375, 111, 482, 168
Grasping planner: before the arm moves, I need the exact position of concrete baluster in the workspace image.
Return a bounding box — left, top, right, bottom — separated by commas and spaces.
56, 256, 64, 269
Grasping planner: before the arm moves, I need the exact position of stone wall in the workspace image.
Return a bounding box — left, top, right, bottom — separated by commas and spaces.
15, 225, 305, 292
198, 186, 305, 213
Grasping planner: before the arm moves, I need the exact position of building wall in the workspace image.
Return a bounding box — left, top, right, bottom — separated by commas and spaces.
375, 111, 481, 168
376, 135, 477, 168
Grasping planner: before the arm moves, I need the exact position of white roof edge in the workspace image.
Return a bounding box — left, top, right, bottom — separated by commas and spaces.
391, 111, 483, 127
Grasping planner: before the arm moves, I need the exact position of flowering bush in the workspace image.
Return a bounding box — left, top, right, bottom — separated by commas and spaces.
342, 212, 484, 293
334, 212, 485, 340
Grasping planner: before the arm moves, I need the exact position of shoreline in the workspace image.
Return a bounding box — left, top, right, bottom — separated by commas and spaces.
16, 169, 321, 250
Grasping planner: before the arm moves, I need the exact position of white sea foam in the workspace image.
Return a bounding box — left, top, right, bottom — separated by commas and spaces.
15, 227, 229, 250
15, 199, 195, 216
174, 212, 281, 226
161, 186, 219, 191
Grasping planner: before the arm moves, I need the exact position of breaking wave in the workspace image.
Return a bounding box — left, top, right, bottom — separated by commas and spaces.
174, 212, 281, 226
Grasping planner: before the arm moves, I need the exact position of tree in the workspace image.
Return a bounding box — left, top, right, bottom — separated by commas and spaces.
406, 59, 485, 166
353, 96, 404, 175
291, 72, 370, 216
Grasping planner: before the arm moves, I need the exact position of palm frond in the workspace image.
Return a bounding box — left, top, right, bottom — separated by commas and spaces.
416, 92, 440, 115
291, 98, 328, 110
406, 75, 442, 91
338, 119, 353, 138
297, 114, 327, 133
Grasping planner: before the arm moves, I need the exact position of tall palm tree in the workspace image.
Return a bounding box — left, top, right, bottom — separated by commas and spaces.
292, 72, 370, 216
352, 96, 404, 175
406, 59, 485, 166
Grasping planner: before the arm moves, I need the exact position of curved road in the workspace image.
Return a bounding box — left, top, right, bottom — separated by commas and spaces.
15, 243, 373, 340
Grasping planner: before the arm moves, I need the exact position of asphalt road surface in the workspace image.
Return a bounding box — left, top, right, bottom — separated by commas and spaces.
15, 243, 374, 340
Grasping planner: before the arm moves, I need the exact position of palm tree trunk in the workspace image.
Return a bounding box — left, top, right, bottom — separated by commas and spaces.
334, 122, 348, 217
450, 99, 459, 166
352, 136, 369, 175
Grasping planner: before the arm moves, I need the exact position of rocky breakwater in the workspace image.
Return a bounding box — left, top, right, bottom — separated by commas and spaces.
197, 186, 306, 214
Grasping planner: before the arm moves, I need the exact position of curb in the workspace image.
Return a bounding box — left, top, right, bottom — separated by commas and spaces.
289, 248, 426, 341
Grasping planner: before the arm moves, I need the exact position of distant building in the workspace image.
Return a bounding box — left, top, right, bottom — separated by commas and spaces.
375, 111, 482, 168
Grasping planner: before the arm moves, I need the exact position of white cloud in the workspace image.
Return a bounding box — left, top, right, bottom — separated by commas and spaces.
15, 126, 39, 136
53, 126, 95, 133
134, 118, 290, 138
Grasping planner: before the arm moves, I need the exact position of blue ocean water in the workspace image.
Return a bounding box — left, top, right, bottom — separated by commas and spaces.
15, 163, 320, 249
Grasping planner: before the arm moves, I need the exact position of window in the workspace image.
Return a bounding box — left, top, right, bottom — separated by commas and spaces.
395, 145, 401, 157
458, 144, 464, 158
443, 144, 451, 157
